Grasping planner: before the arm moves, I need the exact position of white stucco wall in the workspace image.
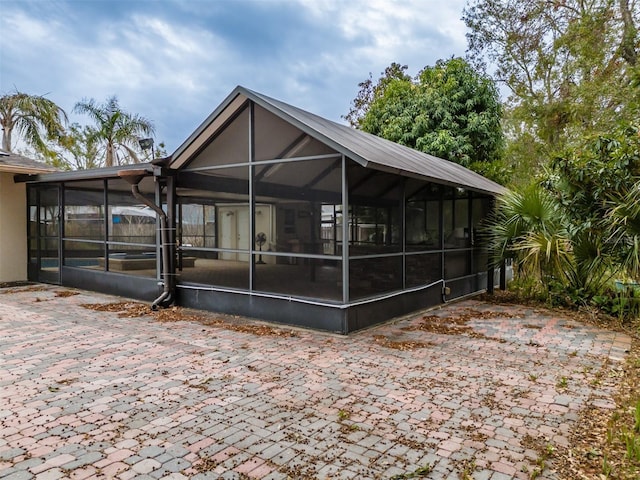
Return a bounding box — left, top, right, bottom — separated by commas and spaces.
0, 172, 27, 282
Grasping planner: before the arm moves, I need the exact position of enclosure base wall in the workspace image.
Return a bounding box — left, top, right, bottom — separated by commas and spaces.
176, 285, 348, 334
60, 267, 161, 302
35, 270, 489, 334
345, 284, 444, 332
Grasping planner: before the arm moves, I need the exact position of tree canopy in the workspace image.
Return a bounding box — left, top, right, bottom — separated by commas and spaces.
346, 58, 506, 182
463, 0, 640, 184
55, 123, 103, 170
0, 90, 67, 158
73, 96, 155, 168
467, 0, 640, 321
1, 90, 165, 170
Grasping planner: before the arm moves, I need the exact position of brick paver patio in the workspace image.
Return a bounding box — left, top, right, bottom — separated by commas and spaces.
0, 285, 632, 479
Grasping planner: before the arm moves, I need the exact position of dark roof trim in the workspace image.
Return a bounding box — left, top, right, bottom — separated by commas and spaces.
14, 163, 154, 184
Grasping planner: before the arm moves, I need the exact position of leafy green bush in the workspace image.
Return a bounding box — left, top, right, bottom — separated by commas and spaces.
488, 124, 640, 322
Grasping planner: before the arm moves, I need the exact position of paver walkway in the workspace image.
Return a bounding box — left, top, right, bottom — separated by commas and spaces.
0, 285, 632, 479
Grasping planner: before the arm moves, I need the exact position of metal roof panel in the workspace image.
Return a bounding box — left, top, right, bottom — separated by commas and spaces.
240, 87, 505, 195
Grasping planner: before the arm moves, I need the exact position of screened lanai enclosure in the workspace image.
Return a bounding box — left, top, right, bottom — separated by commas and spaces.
21, 86, 505, 333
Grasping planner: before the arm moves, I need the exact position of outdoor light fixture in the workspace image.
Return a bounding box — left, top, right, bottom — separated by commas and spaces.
138, 137, 155, 162
138, 138, 154, 150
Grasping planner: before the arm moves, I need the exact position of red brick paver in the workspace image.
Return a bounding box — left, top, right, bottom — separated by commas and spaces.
0, 284, 631, 479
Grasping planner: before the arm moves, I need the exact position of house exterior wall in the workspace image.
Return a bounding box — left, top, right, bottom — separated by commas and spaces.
0, 172, 28, 282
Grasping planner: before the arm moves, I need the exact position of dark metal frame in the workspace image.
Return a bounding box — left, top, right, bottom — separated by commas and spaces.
21, 98, 498, 333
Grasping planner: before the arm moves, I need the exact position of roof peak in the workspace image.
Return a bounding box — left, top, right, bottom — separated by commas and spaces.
171, 86, 506, 196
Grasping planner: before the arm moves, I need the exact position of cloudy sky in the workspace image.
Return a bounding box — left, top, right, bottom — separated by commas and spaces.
0, 0, 470, 153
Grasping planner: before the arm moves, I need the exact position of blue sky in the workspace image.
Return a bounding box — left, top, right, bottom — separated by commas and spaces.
0, 0, 469, 153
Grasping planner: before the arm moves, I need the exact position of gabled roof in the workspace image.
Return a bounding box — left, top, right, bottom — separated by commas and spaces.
0, 150, 59, 174
171, 86, 506, 196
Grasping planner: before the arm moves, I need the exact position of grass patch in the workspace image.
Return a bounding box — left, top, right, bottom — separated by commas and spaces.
389, 464, 432, 479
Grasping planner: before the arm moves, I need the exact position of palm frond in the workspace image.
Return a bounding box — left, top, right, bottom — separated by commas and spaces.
0, 90, 66, 153
73, 96, 155, 166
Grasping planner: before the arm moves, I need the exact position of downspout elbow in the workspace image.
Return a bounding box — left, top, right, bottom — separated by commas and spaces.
117, 170, 175, 309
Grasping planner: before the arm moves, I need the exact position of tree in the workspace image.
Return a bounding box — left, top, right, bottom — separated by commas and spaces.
488, 122, 640, 314
463, 0, 640, 178
55, 130, 168, 170
488, 185, 572, 288
347, 58, 506, 181
548, 123, 640, 278
140, 141, 168, 163
73, 96, 155, 167
344, 62, 411, 128
0, 90, 67, 157
55, 123, 102, 170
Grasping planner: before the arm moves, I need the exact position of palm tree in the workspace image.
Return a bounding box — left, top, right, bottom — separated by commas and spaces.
0, 90, 67, 154
487, 185, 573, 288
488, 184, 614, 302
58, 123, 103, 170
607, 184, 640, 281
73, 96, 155, 167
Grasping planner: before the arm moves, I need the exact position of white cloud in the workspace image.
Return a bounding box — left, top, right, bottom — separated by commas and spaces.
1, 10, 53, 43
64, 13, 231, 98
0, 0, 472, 151
294, 0, 467, 68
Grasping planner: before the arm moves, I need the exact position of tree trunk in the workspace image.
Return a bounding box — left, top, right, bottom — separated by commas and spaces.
620, 0, 638, 66
1, 127, 12, 152
106, 143, 114, 167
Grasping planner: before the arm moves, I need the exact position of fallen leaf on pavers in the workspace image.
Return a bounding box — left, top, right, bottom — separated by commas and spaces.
279, 461, 322, 479
403, 314, 473, 335
119, 303, 153, 317
154, 306, 204, 322
80, 301, 152, 318
402, 308, 512, 342
225, 323, 299, 337
523, 323, 543, 329
457, 307, 523, 321
159, 307, 298, 336
0, 281, 32, 289
373, 334, 434, 350
81, 301, 299, 337
54, 290, 80, 297
1, 285, 49, 294
194, 457, 219, 472
183, 377, 214, 391
389, 463, 433, 479
57, 378, 78, 385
